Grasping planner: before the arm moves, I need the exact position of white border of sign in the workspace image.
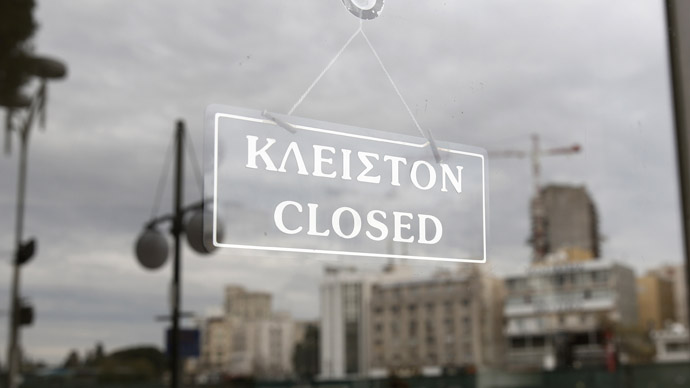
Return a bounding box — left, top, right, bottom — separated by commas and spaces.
212, 112, 487, 263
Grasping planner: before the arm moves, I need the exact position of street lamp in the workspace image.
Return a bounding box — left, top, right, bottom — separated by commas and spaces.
134, 120, 220, 388
3, 54, 67, 388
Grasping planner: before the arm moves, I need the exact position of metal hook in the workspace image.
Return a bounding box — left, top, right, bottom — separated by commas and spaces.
262, 110, 297, 134
423, 130, 442, 163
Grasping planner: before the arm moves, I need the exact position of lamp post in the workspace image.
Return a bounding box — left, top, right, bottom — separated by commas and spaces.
135, 120, 218, 388
3, 55, 67, 388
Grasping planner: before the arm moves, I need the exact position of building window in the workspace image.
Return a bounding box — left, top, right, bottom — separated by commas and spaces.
409, 320, 417, 336
510, 337, 527, 349
444, 318, 454, 334
667, 341, 690, 352
555, 274, 566, 287
391, 321, 399, 335
507, 279, 526, 292
409, 348, 418, 360
427, 352, 437, 363
446, 351, 455, 363
532, 336, 546, 348
592, 271, 609, 283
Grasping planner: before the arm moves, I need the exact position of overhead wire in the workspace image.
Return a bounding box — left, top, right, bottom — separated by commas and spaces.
185, 130, 204, 196
149, 131, 174, 220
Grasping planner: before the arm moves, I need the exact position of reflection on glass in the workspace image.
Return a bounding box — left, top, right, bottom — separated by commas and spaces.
0, 1, 689, 388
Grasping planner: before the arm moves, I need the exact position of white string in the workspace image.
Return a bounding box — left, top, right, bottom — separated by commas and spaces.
360, 31, 422, 141
285, 21, 441, 161
360, 30, 441, 161
150, 131, 174, 219
288, 26, 362, 115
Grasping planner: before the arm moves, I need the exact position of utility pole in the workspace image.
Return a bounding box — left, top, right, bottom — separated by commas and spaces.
5, 74, 64, 388
2, 2, 67, 385
489, 134, 580, 262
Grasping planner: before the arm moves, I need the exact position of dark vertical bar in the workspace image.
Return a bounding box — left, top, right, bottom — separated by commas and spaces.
171, 120, 184, 388
666, 0, 690, 327
5, 129, 29, 388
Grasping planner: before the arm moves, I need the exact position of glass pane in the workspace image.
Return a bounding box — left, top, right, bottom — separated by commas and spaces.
0, 1, 688, 387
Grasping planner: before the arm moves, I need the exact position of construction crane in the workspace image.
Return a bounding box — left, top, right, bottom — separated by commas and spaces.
489, 134, 581, 262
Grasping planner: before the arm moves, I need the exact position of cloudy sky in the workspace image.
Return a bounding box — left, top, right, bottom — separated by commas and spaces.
0, 0, 684, 363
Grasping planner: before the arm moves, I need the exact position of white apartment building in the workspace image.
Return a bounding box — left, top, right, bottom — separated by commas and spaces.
229, 312, 295, 379
224, 285, 272, 320
503, 259, 637, 370
319, 264, 413, 379
652, 323, 690, 363
202, 315, 241, 374
368, 266, 504, 375
201, 285, 297, 379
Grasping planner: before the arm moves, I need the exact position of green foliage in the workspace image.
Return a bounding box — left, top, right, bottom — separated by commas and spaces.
292, 324, 319, 381
62, 349, 80, 369
58, 344, 166, 383
597, 315, 656, 364
0, 0, 38, 106
99, 346, 166, 382
614, 324, 656, 364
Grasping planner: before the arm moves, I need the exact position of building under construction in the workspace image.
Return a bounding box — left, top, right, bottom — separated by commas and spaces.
532, 184, 600, 262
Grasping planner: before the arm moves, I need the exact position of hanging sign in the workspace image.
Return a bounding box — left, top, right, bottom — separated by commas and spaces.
204, 105, 488, 263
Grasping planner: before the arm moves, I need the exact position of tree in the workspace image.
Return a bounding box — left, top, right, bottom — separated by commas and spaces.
0, 0, 38, 108
292, 324, 319, 381
598, 315, 656, 365
98, 346, 166, 382
62, 349, 80, 369
84, 342, 106, 367
94, 342, 105, 362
